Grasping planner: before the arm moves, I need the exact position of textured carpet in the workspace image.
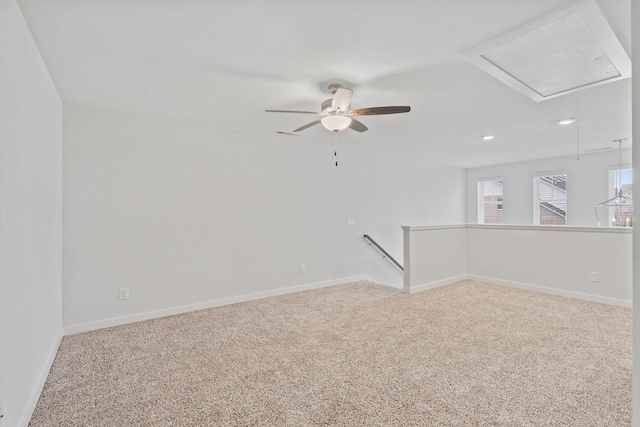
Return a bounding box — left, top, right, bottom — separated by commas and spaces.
30, 280, 631, 426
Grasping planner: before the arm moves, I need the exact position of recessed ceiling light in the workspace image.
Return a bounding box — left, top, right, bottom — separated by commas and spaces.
482, 135, 496, 140
556, 118, 576, 125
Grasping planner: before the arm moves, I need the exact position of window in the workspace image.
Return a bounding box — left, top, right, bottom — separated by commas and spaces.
534, 174, 567, 225
477, 179, 503, 224
608, 168, 633, 227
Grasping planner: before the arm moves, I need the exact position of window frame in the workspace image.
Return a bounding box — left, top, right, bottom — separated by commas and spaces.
532, 171, 568, 225
477, 177, 504, 224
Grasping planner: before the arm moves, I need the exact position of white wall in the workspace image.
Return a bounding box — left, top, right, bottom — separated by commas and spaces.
466, 225, 631, 306
402, 225, 631, 306
0, 3, 63, 426
62, 103, 466, 331
466, 149, 632, 226
631, 0, 640, 423
402, 226, 467, 292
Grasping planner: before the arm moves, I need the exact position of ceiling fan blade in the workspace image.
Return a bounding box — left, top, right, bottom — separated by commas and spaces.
349, 118, 368, 132
332, 88, 353, 111
265, 109, 319, 114
347, 106, 411, 116
292, 119, 321, 132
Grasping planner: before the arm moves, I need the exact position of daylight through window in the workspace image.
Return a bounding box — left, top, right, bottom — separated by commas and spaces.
478, 180, 503, 224
608, 168, 633, 227
534, 174, 567, 225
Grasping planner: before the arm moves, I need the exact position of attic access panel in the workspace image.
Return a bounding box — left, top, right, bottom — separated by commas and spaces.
463, 0, 630, 102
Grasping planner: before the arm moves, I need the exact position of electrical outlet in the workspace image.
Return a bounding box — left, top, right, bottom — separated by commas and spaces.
119, 287, 129, 300
347, 218, 356, 226
590, 272, 599, 282
440, 261, 445, 269
299, 264, 306, 274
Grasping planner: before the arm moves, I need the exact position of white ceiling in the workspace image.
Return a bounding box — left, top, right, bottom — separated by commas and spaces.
18, 0, 632, 168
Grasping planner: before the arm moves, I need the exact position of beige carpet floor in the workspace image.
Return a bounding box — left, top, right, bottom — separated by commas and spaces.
30, 280, 631, 426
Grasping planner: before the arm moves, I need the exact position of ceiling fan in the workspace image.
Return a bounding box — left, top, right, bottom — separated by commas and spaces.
266, 84, 411, 133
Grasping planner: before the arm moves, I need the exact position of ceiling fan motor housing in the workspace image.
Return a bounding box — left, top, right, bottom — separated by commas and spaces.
321, 99, 333, 113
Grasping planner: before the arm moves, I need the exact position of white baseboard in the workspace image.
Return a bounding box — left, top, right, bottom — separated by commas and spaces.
20, 328, 63, 427
63, 275, 371, 335
403, 275, 469, 294
467, 275, 632, 308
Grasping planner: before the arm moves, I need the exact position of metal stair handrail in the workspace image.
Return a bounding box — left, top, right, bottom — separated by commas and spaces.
363, 234, 403, 272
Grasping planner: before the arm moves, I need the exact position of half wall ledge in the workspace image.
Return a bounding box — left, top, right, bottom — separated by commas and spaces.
402, 224, 632, 307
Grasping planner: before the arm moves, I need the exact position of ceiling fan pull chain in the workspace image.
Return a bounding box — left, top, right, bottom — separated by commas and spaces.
334, 130, 338, 166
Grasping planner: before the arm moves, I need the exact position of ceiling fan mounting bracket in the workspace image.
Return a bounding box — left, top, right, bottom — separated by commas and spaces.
328, 83, 344, 94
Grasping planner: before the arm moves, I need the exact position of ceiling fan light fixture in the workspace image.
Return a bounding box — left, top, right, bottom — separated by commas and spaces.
321, 115, 352, 132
